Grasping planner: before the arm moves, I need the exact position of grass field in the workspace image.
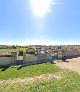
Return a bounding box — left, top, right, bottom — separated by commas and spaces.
0, 62, 60, 80
22, 71, 80, 92
0, 49, 17, 54
0, 63, 80, 92
0, 48, 26, 55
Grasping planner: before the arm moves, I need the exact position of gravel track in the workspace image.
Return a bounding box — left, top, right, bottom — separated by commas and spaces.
55, 57, 80, 74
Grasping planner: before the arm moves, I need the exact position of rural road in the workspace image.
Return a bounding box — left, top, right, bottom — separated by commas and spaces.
55, 57, 80, 74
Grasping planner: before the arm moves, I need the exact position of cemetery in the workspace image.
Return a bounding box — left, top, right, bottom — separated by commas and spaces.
0, 47, 80, 66
0, 47, 80, 92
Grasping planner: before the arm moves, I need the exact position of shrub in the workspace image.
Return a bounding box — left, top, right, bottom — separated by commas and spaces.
19, 49, 26, 56
11, 45, 16, 49
26, 50, 29, 54
29, 49, 35, 54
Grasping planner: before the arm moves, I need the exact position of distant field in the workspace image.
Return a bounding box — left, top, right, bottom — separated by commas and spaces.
0, 48, 26, 55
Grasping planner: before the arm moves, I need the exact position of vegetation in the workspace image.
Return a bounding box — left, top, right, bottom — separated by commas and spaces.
29, 49, 35, 54
0, 45, 28, 49
0, 62, 60, 80
19, 49, 26, 56
0, 61, 80, 92
11, 45, 16, 49
0, 45, 80, 91
0, 48, 26, 55
0, 69, 80, 92
0, 49, 17, 55
22, 71, 80, 92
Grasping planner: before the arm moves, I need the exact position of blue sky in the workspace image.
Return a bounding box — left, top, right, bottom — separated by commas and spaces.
0, 0, 80, 45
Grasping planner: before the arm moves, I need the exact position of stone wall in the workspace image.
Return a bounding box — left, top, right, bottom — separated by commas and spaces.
0, 57, 11, 66
23, 54, 38, 63
0, 52, 18, 66
57, 49, 80, 59
23, 53, 53, 64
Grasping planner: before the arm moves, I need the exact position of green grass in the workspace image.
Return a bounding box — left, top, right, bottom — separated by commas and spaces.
18, 56, 23, 60
23, 71, 80, 92
0, 70, 80, 92
0, 63, 80, 92
0, 62, 60, 80
0, 48, 26, 55
0, 49, 17, 54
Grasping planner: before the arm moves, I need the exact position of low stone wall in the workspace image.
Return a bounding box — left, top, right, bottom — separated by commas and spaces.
23, 53, 53, 64
0, 57, 12, 66
37, 53, 51, 61
58, 49, 80, 59
0, 52, 18, 66
23, 54, 38, 63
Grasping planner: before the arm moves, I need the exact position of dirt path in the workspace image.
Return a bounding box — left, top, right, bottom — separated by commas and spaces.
0, 73, 62, 85
55, 57, 80, 74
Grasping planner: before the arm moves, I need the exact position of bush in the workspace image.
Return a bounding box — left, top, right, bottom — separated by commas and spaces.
11, 45, 16, 49
19, 49, 26, 56
26, 50, 29, 54
29, 49, 35, 54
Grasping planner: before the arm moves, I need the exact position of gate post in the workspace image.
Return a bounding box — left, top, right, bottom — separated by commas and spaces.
23, 52, 26, 64
11, 52, 18, 65
57, 49, 62, 60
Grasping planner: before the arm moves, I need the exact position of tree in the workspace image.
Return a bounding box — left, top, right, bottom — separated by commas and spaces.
12, 45, 16, 49
19, 49, 26, 56
29, 49, 35, 54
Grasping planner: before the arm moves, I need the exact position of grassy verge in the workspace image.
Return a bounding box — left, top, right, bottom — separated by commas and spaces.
0, 70, 80, 92
24, 71, 80, 92
0, 62, 60, 80
0, 62, 80, 92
